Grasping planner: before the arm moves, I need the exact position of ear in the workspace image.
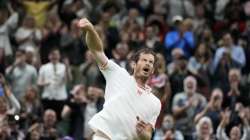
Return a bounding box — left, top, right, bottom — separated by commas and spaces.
130, 61, 136, 69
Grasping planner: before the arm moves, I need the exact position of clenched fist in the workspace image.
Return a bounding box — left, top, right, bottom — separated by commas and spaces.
77, 18, 94, 32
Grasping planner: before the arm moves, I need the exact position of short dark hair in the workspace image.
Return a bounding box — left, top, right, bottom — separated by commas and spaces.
49, 47, 60, 54
130, 48, 157, 66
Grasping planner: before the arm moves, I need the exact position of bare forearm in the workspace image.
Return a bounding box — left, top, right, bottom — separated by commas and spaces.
194, 107, 209, 123
173, 106, 187, 117
85, 29, 104, 53
85, 28, 107, 65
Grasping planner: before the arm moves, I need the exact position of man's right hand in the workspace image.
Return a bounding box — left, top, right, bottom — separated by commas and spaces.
77, 18, 94, 32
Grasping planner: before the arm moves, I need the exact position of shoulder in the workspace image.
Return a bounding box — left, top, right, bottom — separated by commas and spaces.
39, 63, 51, 71
26, 64, 36, 71
174, 92, 186, 99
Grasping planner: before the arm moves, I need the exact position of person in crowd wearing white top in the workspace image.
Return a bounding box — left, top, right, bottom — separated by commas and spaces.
5, 49, 37, 100
77, 18, 161, 140
0, 3, 18, 64
38, 48, 72, 120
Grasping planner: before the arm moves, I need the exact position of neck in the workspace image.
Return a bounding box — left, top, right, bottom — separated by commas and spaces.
134, 75, 147, 88
51, 61, 58, 64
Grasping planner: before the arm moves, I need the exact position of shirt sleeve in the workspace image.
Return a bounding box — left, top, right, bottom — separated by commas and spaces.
5, 12, 18, 33
216, 126, 229, 140
99, 60, 123, 80
7, 94, 21, 114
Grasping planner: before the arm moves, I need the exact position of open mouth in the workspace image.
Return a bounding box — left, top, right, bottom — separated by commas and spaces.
143, 67, 150, 72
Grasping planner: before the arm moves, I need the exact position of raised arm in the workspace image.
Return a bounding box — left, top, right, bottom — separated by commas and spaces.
77, 18, 108, 68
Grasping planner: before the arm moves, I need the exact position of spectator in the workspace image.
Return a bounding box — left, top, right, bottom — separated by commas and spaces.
38, 48, 71, 119
5, 49, 37, 100
0, 3, 18, 66
224, 69, 249, 108
195, 88, 224, 133
40, 12, 62, 64
20, 86, 42, 131
154, 114, 184, 140
15, 15, 42, 50
164, 17, 195, 58
61, 84, 87, 140
21, 0, 57, 28
168, 48, 188, 96
84, 85, 104, 140
172, 76, 207, 139
79, 51, 102, 87
199, 28, 216, 52
216, 108, 250, 140
166, 0, 195, 23
194, 116, 215, 140
212, 33, 246, 74
112, 43, 130, 69
60, 19, 86, 65
143, 25, 162, 52
34, 109, 59, 140
0, 74, 21, 127
187, 43, 212, 98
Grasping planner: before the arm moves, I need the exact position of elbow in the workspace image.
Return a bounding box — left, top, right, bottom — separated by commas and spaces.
14, 103, 21, 114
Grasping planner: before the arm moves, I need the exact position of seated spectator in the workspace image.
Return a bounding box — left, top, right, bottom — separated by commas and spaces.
194, 116, 215, 140
164, 17, 195, 58
154, 114, 184, 140
195, 88, 223, 133
172, 76, 207, 140
5, 49, 37, 100
216, 108, 250, 140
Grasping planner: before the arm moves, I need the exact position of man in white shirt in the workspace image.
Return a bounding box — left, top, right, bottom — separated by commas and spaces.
38, 48, 72, 119
78, 18, 161, 140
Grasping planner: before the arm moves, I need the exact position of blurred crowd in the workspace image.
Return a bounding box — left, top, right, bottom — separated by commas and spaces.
0, 0, 250, 140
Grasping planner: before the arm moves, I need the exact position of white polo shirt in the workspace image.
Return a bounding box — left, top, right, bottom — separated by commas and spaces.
88, 60, 161, 139
38, 62, 67, 100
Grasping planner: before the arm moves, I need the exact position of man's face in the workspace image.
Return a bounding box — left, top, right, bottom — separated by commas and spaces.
223, 34, 233, 47
49, 50, 60, 63
184, 80, 196, 95
15, 52, 26, 64
134, 53, 155, 79
43, 110, 56, 127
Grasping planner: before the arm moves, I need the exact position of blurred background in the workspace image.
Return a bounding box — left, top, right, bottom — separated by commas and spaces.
0, 0, 250, 140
